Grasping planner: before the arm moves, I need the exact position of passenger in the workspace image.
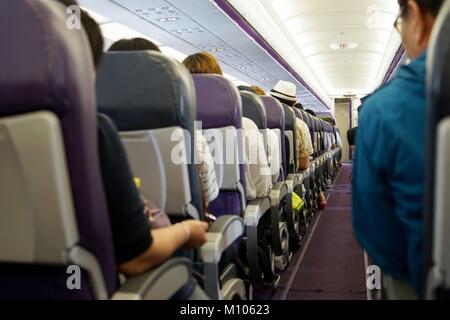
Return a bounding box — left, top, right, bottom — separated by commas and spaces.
250, 85, 267, 96
352, 0, 444, 295
109, 40, 219, 219
294, 102, 304, 110
182, 52, 223, 75
347, 127, 357, 153
108, 38, 161, 52
247, 86, 283, 183
305, 109, 316, 117
59, 1, 210, 299
269, 81, 326, 207
269, 81, 313, 171
183, 53, 272, 199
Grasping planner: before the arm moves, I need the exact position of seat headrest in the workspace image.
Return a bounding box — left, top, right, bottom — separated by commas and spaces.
300, 110, 313, 129
294, 108, 304, 121
281, 104, 295, 132
260, 96, 285, 130
240, 91, 267, 129
193, 74, 242, 129
97, 51, 196, 132
0, 0, 95, 118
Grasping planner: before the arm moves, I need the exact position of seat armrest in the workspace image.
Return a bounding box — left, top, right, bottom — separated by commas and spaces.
270, 182, 289, 206
244, 197, 272, 227
201, 215, 244, 263
112, 258, 192, 300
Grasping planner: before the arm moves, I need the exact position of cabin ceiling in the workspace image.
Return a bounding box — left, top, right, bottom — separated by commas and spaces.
78, 0, 402, 113
228, 0, 402, 98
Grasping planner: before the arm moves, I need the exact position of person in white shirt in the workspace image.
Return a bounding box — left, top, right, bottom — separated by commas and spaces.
195, 130, 220, 213
241, 117, 273, 200
270, 80, 326, 209
269, 81, 314, 171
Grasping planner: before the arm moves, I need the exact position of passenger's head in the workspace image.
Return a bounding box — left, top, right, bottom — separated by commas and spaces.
182, 52, 223, 75
270, 80, 297, 107
55, 0, 104, 69
251, 86, 266, 96
305, 109, 317, 117
108, 38, 161, 52
294, 102, 304, 110
347, 127, 357, 147
324, 118, 336, 126
395, 0, 444, 59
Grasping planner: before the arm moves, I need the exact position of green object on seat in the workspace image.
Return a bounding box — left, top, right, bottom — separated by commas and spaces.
292, 192, 304, 213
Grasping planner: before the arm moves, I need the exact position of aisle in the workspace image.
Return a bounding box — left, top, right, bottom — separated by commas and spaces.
254, 164, 367, 300
283, 164, 366, 299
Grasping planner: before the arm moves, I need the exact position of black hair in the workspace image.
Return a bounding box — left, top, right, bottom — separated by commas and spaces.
323, 118, 336, 126
238, 86, 257, 94
55, 0, 104, 69
294, 102, 304, 110
305, 109, 317, 117
347, 127, 358, 146
80, 11, 104, 69
398, 0, 444, 17
108, 38, 161, 52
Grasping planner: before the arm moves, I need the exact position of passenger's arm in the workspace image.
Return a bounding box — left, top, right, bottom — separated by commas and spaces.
119, 220, 209, 276
298, 156, 310, 171
296, 119, 314, 170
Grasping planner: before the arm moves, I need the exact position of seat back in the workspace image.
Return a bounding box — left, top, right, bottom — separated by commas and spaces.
193, 74, 246, 216
0, 0, 117, 299
282, 104, 297, 174
97, 51, 202, 220
261, 96, 287, 181
424, 0, 450, 299
240, 91, 279, 180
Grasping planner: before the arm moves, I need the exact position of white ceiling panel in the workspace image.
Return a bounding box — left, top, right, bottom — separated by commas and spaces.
228, 0, 402, 97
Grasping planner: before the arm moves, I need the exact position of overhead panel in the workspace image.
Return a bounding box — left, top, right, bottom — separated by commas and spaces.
79, 0, 330, 111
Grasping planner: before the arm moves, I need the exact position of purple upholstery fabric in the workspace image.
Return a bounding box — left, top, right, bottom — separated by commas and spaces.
192, 74, 246, 211
193, 75, 242, 130
260, 96, 287, 180
0, 0, 117, 297
209, 192, 243, 217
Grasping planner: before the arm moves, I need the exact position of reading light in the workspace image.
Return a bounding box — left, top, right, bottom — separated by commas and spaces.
330, 42, 358, 50
158, 17, 180, 22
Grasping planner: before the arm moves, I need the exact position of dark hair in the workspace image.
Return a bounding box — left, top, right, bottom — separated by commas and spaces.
81, 11, 104, 69
55, 1, 104, 69
238, 86, 257, 94
108, 38, 161, 52
398, 0, 444, 17
347, 127, 357, 146
55, 0, 78, 6
323, 118, 336, 126
305, 109, 316, 117
294, 102, 304, 110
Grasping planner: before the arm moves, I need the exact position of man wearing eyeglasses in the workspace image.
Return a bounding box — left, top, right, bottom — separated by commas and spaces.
353, 0, 444, 298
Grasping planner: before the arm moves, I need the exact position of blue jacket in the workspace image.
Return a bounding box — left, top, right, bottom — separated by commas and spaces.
353, 52, 427, 294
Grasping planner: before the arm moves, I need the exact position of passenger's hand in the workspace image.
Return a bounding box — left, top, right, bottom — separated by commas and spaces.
181, 220, 209, 249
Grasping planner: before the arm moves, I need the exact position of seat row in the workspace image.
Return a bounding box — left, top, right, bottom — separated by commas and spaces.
0, 0, 342, 300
